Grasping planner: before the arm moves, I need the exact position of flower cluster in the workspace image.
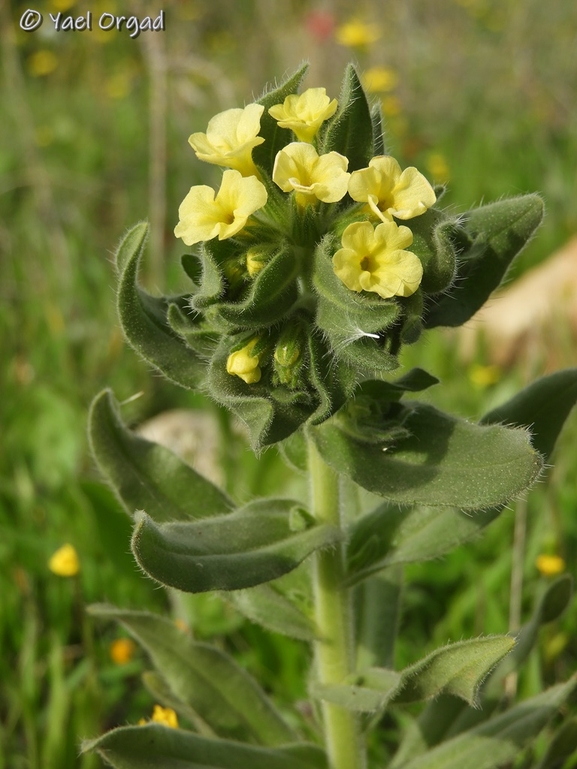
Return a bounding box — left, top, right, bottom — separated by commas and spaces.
167, 66, 458, 447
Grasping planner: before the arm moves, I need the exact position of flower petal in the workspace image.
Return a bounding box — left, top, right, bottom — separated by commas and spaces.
391, 166, 436, 219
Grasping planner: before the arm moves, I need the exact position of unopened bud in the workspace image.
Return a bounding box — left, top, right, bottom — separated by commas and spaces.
245, 246, 273, 277
226, 337, 262, 384
273, 326, 304, 387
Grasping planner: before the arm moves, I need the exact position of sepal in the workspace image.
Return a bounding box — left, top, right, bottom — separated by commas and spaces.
320, 64, 373, 172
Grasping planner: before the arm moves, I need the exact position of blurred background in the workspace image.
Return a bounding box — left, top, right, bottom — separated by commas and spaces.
2, 0, 577, 766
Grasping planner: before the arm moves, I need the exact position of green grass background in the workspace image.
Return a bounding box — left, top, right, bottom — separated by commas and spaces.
2, 0, 577, 766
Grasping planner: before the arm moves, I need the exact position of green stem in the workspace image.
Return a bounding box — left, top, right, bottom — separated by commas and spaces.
308, 439, 366, 769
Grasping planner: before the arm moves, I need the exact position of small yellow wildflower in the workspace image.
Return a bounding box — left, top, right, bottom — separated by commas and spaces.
268, 88, 338, 143
333, 221, 423, 300
335, 19, 381, 48
140, 705, 179, 728
28, 51, 58, 78
469, 364, 500, 388
536, 554, 566, 577
272, 143, 349, 208
110, 637, 136, 665
348, 156, 436, 223
188, 103, 265, 178
174, 170, 267, 246
362, 66, 399, 94
48, 544, 80, 577
226, 338, 263, 384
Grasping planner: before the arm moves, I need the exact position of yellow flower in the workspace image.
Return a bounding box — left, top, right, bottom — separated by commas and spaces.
333, 221, 423, 299
268, 88, 338, 143
28, 51, 58, 78
174, 170, 267, 246
226, 338, 262, 384
469, 364, 500, 388
188, 103, 265, 177
335, 19, 381, 48
362, 66, 398, 93
536, 554, 566, 577
348, 156, 436, 223
110, 637, 136, 665
272, 143, 349, 207
148, 705, 179, 728
48, 544, 80, 577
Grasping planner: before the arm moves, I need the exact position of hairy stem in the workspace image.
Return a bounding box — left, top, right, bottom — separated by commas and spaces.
309, 439, 366, 769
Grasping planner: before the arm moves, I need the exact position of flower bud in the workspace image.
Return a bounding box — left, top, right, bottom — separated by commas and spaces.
245, 246, 273, 277
226, 337, 263, 384
273, 325, 305, 388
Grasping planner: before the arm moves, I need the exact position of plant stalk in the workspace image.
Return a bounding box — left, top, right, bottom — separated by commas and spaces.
308, 439, 366, 769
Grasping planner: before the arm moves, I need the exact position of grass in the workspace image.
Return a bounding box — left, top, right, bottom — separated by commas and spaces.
2, 0, 577, 765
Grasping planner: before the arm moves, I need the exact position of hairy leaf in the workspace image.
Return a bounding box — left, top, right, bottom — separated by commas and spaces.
482, 368, 577, 461
228, 583, 318, 641
115, 222, 205, 388
398, 677, 577, 769
321, 64, 373, 172
312, 403, 542, 509
392, 636, 515, 706
89, 606, 296, 746
83, 725, 327, 769
424, 195, 544, 328
89, 389, 232, 522
132, 498, 341, 592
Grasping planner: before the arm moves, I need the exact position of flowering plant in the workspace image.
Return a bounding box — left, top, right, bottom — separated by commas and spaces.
85, 65, 577, 769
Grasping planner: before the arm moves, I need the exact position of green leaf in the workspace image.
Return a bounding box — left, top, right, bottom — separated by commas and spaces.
88, 390, 233, 522
83, 725, 327, 769
390, 695, 467, 769
316, 637, 513, 714
278, 430, 308, 473
397, 677, 577, 769
89, 606, 297, 746
131, 498, 341, 592
228, 583, 319, 641
321, 64, 373, 172
253, 64, 309, 174
355, 369, 439, 405
393, 636, 515, 706
481, 368, 577, 461
312, 402, 542, 510
314, 668, 402, 713
424, 195, 544, 328
346, 503, 502, 585
534, 717, 577, 769
355, 566, 403, 670
394, 577, 574, 760
115, 222, 205, 388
